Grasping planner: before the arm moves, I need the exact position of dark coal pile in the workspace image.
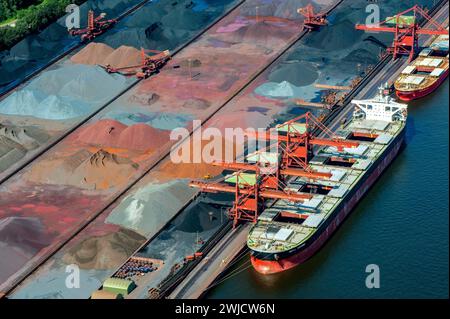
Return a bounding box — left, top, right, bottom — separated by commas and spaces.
102, 0, 233, 51
0, 217, 52, 283
268, 61, 319, 87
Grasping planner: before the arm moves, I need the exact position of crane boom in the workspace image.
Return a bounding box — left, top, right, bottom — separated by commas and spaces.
355, 25, 447, 35
212, 162, 332, 179
354, 5, 448, 61
247, 131, 359, 150
189, 181, 312, 201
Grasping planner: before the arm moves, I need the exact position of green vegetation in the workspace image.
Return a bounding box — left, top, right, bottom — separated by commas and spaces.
0, 0, 86, 50
0, 0, 42, 22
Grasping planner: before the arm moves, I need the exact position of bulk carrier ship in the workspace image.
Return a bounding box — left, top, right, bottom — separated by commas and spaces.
394, 29, 449, 101
190, 87, 408, 275
247, 89, 408, 274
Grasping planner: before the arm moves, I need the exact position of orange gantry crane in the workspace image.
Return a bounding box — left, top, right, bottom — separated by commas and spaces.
248, 112, 359, 171
297, 4, 328, 31
102, 48, 171, 79
69, 10, 117, 42
190, 169, 313, 228
190, 112, 359, 227
355, 5, 448, 61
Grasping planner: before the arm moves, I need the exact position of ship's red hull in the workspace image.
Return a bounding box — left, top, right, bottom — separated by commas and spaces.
396, 69, 449, 101
251, 135, 404, 275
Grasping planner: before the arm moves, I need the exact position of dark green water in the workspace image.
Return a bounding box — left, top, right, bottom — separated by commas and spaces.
206, 0, 449, 298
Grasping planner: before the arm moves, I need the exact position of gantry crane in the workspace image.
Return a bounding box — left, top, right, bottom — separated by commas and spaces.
297, 4, 328, 31
69, 10, 117, 42
190, 168, 313, 228
355, 5, 448, 61
190, 112, 359, 227
101, 48, 171, 79
248, 112, 359, 171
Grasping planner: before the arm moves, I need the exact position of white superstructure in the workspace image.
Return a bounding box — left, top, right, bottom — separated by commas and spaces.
352, 86, 408, 122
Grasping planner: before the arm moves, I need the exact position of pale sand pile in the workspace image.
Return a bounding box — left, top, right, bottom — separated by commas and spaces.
71, 43, 143, 69
0, 64, 128, 120
240, 0, 317, 20
105, 180, 197, 237
71, 43, 114, 65
76, 119, 169, 151
62, 228, 146, 270
26, 149, 139, 190
0, 124, 48, 174
103, 45, 143, 69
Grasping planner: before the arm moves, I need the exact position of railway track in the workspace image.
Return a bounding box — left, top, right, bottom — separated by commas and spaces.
157, 221, 234, 299
3, 0, 344, 298
0, 0, 155, 99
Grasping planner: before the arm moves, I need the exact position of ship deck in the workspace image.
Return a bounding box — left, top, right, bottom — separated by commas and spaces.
247, 117, 404, 254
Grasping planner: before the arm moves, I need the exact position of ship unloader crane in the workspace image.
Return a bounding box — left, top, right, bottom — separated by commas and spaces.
190, 168, 313, 228
190, 112, 359, 228
101, 48, 171, 79
355, 5, 449, 61
68, 10, 117, 42
247, 112, 359, 170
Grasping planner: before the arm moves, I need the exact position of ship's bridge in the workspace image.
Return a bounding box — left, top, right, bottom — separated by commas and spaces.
352, 86, 408, 122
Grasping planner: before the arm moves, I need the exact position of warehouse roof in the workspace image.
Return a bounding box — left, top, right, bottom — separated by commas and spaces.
103, 278, 135, 291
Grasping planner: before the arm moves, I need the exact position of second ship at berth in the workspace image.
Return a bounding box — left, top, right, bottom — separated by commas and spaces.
395, 29, 449, 101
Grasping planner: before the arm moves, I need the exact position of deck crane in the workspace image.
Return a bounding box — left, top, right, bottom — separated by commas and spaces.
101, 48, 171, 79
297, 4, 328, 31
355, 5, 449, 61
68, 10, 117, 42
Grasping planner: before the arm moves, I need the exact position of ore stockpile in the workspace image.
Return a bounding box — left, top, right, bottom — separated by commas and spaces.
1, 0, 441, 300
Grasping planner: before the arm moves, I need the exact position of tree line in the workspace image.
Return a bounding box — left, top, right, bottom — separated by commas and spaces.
0, 0, 42, 21
0, 0, 86, 50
